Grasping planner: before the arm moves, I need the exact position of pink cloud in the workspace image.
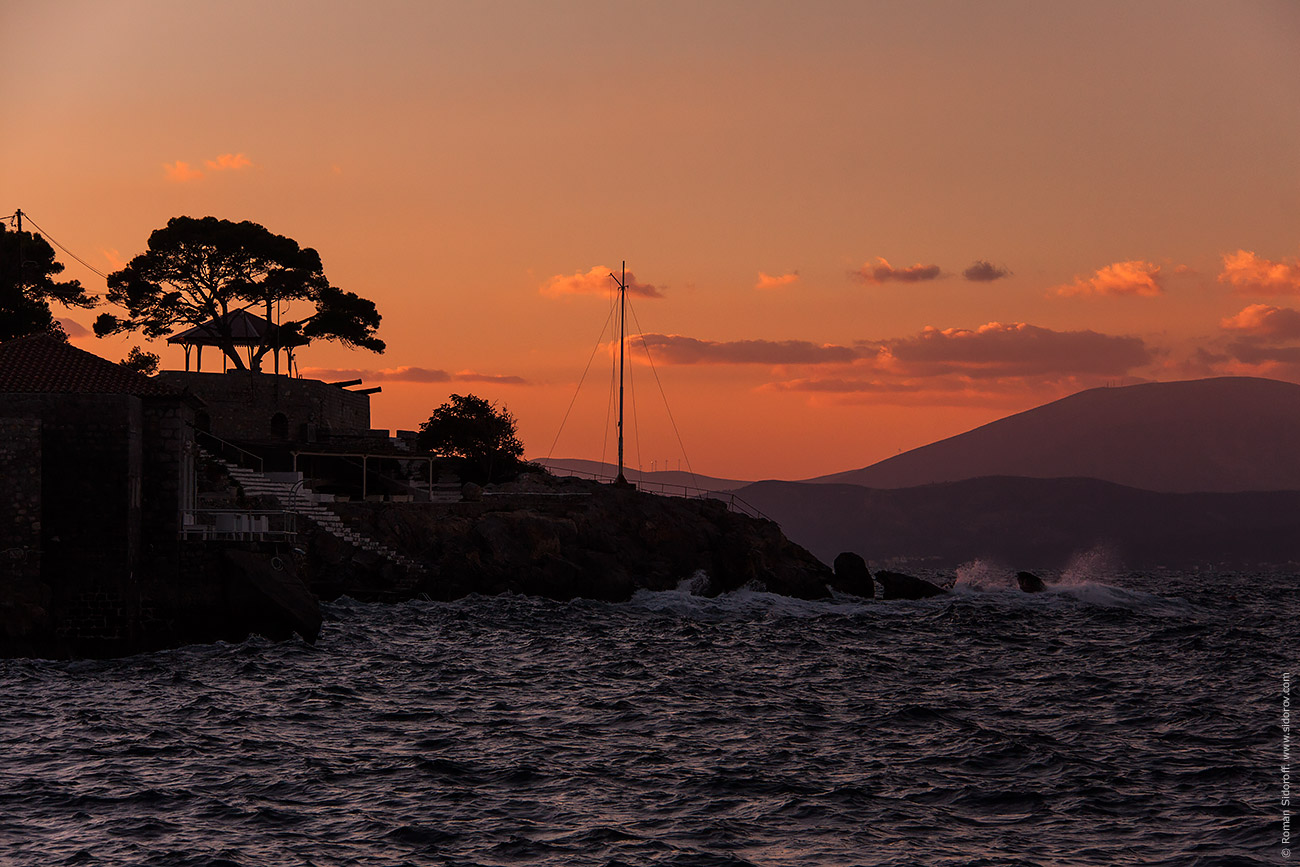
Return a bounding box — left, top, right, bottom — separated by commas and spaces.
854, 257, 942, 285
1217, 250, 1300, 296
451, 370, 529, 384
1220, 304, 1300, 339
1053, 260, 1164, 297
163, 160, 203, 182
100, 248, 126, 271
755, 271, 799, 290
634, 333, 858, 365
541, 266, 663, 299
300, 366, 528, 385
204, 153, 252, 171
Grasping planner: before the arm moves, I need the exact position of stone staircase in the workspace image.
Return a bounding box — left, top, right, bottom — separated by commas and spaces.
210, 457, 425, 574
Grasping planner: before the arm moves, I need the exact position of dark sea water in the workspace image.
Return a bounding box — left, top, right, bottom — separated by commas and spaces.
2, 563, 1293, 866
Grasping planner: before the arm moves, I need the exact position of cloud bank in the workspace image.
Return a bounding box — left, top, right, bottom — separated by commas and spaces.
1211, 302, 1300, 377
301, 366, 527, 385
634, 334, 857, 365
1221, 304, 1300, 339
872, 321, 1153, 378
754, 320, 1155, 407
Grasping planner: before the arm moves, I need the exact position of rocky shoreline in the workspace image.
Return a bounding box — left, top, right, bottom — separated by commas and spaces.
1, 468, 1064, 658
0, 472, 840, 658
301, 472, 833, 605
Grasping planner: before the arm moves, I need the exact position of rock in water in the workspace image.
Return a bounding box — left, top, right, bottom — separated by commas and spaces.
1016, 571, 1046, 593
875, 570, 947, 600
832, 551, 874, 598
223, 549, 322, 643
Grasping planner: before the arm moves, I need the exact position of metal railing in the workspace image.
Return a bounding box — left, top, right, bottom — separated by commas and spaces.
181, 508, 297, 541
195, 429, 264, 473
543, 467, 769, 521
292, 450, 435, 501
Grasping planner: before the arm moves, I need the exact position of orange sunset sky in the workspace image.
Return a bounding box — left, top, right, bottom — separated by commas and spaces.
4, 1, 1299, 480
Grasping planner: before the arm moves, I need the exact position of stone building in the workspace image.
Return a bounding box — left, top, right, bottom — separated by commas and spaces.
153, 309, 375, 446
154, 369, 372, 444
0, 334, 200, 653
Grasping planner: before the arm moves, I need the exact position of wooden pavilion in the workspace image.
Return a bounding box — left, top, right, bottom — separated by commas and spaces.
167, 309, 309, 374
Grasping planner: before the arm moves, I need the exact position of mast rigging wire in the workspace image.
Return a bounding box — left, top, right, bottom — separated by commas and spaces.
544, 286, 619, 463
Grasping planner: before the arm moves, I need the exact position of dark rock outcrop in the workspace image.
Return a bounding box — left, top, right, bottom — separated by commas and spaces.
1016, 570, 1046, 593
831, 551, 874, 598
875, 570, 948, 600
222, 549, 322, 642
306, 473, 834, 603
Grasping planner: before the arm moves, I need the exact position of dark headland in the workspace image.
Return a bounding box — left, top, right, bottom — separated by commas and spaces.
0, 335, 842, 658
4, 341, 1298, 659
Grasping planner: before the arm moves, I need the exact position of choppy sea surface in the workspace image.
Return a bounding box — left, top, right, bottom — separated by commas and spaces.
1, 562, 1293, 866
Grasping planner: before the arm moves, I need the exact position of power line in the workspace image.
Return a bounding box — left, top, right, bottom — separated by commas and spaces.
18, 212, 112, 285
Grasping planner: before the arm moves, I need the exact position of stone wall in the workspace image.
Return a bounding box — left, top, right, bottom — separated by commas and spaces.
2, 393, 140, 580
0, 417, 41, 586
141, 399, 195, 550
155, 371, 370, 442
0, 394, 144, 654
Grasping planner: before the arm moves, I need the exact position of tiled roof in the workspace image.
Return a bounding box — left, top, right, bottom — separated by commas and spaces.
0, 333, 183, 397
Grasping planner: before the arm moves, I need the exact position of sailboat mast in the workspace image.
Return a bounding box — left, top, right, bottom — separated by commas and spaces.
617, 260, 627, 484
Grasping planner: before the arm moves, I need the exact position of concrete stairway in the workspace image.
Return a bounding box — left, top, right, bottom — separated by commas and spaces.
211, 458, 426, 574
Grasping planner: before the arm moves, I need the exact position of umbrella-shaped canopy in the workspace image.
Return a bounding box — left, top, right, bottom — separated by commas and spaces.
167, 309, 308, 373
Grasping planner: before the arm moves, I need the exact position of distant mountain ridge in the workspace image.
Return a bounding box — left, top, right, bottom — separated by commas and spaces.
734, 475, 1300, 568
811, 377, 1300, 493
541, 377, 1300, 568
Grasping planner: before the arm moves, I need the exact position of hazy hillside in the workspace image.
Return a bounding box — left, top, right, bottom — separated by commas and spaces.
811, 377, 1300, 493
737, 476, 1300, 569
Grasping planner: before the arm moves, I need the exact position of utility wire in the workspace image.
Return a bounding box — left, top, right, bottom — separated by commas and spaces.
17, 213, 113, 285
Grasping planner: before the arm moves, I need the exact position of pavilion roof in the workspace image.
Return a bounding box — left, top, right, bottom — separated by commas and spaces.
166, 309, 309, 348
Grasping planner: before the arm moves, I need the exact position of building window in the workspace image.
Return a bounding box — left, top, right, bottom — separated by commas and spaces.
271, 412, 289, 439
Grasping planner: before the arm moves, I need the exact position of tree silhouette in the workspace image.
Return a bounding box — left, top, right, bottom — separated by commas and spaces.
94, 216, 384, 370
119, 345, 161, 376
417, 394, 526, 483
0, 223, 96, 342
